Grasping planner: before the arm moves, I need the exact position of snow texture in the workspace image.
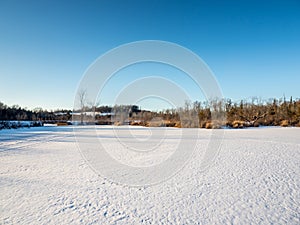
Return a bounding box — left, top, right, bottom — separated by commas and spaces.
0, 126, 299, 224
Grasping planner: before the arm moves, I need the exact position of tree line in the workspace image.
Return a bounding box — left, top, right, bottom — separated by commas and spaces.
125, 97, 300, 128
1, 96, 300, 129
0, 102, 72, 122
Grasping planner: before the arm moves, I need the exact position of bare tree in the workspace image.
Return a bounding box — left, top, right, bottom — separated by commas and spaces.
78, 89, 87, 125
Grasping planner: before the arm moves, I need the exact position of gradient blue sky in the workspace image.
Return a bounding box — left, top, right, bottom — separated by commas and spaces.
0, 0, 299, 110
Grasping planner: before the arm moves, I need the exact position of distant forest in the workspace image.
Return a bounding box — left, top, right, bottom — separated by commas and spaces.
1, 96, 300, 129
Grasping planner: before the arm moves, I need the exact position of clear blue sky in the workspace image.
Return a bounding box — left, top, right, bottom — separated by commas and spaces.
0, 0, 299, 110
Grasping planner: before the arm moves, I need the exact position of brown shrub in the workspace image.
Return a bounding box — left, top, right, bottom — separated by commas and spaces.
253, 122, 260, 127
232, 120, 245, 128
56, 122, 68, 126
280, 120, 289, 127
204, 121, 222, 129
165, 121, 177, 127
130, 121, 146, 126
147, 121, 164, 127
205, 122, 213, 129
114, 121, 122, 126
175, 122, 181, 128
199, 121, 206, 128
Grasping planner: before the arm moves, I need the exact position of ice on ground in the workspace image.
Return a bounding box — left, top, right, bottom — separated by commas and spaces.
0, 126, 299, 224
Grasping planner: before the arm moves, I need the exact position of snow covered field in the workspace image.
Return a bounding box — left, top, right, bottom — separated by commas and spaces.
0, 126, 299, 224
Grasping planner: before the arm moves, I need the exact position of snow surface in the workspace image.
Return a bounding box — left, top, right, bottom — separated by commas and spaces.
0, 126, 299, 224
